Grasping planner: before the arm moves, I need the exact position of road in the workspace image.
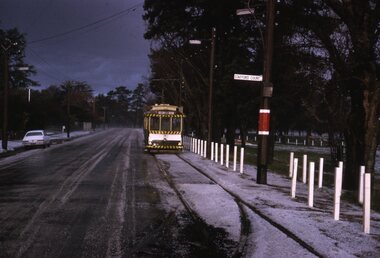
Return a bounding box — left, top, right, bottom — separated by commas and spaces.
0, 128, 232, 257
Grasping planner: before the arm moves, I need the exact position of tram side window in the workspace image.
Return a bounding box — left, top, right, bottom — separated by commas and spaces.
161, 117, 171, 131
172, 117, 181, 131
150, 117, 160, 130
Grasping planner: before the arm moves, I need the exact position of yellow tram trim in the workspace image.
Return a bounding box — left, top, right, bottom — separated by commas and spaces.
144, 114, 185, 118
146, 145, 183, 149
149, 130, 182, 134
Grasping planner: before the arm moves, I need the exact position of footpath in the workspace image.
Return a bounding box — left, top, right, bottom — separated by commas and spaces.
178, 150, 380, 257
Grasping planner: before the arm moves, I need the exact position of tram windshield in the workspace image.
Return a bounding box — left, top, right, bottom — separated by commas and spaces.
161, 117, 171, 131
150, 117, 160, 130
172, 118, 181, 131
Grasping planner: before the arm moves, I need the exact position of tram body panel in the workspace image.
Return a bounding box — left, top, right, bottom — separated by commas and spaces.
143, 104, 185, 151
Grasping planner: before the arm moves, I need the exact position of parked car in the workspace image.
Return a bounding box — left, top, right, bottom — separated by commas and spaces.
22, 130, 51, 149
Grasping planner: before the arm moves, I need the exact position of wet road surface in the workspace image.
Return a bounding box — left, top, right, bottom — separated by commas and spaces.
0, 128, 232, 257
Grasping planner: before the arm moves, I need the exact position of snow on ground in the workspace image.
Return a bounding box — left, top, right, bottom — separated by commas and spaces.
0, 131, 92, 153
156, 154, 241, 242
177, 151, 380, 257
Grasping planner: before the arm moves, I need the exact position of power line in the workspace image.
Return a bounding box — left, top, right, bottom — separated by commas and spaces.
29, 2, 142, 44
28, 47, 72, 81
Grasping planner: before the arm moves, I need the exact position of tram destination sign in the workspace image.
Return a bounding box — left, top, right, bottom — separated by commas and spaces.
234, 73, 263, 82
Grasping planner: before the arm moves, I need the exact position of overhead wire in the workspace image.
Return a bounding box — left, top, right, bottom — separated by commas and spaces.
29, 2, 142, 44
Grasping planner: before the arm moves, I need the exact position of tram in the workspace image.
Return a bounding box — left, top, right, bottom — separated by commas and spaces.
143, 104, 185, 151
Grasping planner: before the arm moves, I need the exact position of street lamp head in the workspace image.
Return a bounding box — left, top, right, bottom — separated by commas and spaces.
189, 39, 202, 45
236, 8, 255, 16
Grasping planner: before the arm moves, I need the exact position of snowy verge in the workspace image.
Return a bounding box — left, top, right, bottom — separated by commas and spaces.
156, 154, 241, 242
179, 152, 380, 258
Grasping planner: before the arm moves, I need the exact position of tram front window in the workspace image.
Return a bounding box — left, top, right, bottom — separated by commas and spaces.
161, 117, 170, 131
150, 117, 159, 130
172, 118, 181, 131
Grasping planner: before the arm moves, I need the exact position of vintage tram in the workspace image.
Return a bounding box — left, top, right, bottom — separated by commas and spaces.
143, 104, 185, 151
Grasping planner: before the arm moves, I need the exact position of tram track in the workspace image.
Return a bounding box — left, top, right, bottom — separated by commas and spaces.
153, 154, 247, 257
175, 153, 324, 258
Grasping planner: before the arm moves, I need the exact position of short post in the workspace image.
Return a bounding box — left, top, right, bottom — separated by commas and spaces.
220, 144, 224, 166
291, 158, 298, 198
334, 166, 343, 221
226, 144, 230, 168
289, 152, 294, 178
200, 140, 204, 156
203, 141, 207, 158
359, 166, 365, 204
312, 140, 314, 146
215, 142, 218, 163
338, 161, 343, 196
198, 139, 201, 154
363, 173, 371, 234
318, 158, 324, 188
211, 142, 214, 161
296, 139, 298, 145
233, 145, 237, 171
304, 139, 306, 146
240, 147, 244, 174
308, 162, 315, 207
302, 154, 307, 183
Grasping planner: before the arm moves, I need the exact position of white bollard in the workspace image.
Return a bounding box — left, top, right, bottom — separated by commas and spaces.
304, 140, 306, 146
220, 144, 224, 166
318, 158, 324, 188
289, 152, 294, 178
240, 147, 244, 174
233, 146, 237, 171
226, 145, 230, 168
320, 140, 323, 147
312, 140, 314, 146
358, 166, 365, 204
359, 166, 365, 204
302, 154, 308, 183
363, 173, 371, 234
204, 141, 207, 158
291, 158, 299, 198
338, 161, 343, 196
211, 142, 214, 161
192, 138, 194, 152
200, 140, 204, 156
287, 138, 290, 144
308, 162, 315, 207
198, 139, 201, 154
296, 139, 298, 145
334, 166, 343, 220
215, 143, 218, 163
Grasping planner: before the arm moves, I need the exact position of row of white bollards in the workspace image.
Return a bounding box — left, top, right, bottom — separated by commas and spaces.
187, 137, 245, 174
289, 153, 324, 189
289, 152, 372, 234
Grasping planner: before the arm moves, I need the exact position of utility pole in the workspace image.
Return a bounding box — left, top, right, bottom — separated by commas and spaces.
1, 50, 9, 150
66, 87, 71, 138
257, 0, 275, 184
207, 27, 216, 157
189, 27, 216, 157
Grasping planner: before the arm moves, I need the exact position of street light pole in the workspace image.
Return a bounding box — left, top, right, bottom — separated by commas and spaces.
208, 27, 216, 156
1, 50, 9, 150
257, 0, 275, 184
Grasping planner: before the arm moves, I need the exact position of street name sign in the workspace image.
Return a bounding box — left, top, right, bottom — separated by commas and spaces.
234, 74, 263, 81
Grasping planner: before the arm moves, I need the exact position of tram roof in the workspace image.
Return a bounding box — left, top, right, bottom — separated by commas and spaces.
144, 104, 185, 117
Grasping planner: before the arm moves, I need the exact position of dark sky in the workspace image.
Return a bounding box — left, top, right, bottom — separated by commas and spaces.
0, 0, 150, 94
